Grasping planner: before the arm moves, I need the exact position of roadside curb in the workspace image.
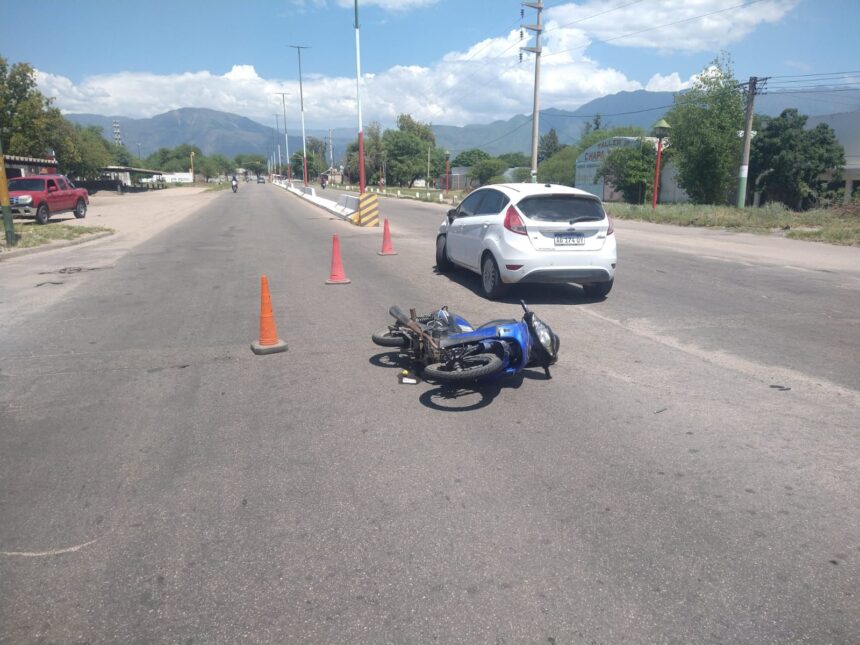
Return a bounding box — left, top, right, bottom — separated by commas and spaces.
0, 230, 114, 262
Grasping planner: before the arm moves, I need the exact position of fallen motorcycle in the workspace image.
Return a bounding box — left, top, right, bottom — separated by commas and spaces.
371, 301, 559, 383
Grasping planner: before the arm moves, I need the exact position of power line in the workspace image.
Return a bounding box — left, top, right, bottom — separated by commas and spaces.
766, 69, 860, 80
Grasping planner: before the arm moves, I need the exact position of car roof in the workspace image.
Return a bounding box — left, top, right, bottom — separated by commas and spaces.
479, 182, 601, 200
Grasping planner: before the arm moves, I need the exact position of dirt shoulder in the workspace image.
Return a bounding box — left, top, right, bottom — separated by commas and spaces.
62, 187, 217, 244
614, 218, 860, 275
1, 187, 217, 259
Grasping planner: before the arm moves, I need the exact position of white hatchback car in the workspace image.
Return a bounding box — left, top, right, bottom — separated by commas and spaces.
436, 183, 617, 299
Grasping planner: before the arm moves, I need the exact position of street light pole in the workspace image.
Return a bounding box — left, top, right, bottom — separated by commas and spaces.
274, 114, 282, 176
445, 151, 450, 197
136, 142, 142, 163
190, 151, 195, 184
290, 45, 310, 186
274, 92, 291, 181
651, 119, 670, 210
353, 0, 366, 194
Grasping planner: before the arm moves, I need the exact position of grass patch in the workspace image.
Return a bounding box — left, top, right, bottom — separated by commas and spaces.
1, 221, 112, 251
606, 202, 860, 246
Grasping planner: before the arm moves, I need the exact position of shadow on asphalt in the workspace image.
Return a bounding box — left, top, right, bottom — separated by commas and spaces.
418, 368, 550, 412
432, 264, 607, 305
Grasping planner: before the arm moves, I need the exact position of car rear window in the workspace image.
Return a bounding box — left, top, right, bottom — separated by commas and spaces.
517, 194, 605, 222
8, 178, 45, 192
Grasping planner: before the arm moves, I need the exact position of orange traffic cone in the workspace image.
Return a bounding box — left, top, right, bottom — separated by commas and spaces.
378, 219, 397, 256
251, 275, 288, 355
325, 234, 351, 285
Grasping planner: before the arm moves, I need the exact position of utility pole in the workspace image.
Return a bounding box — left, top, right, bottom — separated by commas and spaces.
736, 76, 758, 208
290, 45, 311, 186
274, 92, 291, 181
522, 1, 543, 183
427, 145, 431, 188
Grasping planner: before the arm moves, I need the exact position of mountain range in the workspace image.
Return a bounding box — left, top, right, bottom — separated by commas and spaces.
66, 88, 860, 162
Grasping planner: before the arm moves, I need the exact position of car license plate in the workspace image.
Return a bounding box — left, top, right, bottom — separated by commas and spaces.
554, 233, 585, 246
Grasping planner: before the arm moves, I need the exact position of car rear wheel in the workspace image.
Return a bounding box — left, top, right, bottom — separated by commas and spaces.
435, 236, 452, 272
35, 204, 50, 225
480, 254, 506, 299
582, 279, 613, 298
73, 199, 87, 219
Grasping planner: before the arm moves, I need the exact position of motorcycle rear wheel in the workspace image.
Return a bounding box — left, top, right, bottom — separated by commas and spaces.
423, 353, 504, 382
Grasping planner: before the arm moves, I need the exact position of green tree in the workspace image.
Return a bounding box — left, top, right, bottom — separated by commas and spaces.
538, 128, 562, 163
750, 108, 845, 210
65, 125, 113, 178
580, 113, 602, 139
512, 167, 532, 182
665, 54, 744, 204
452, 148, 490, 167
537, 145, 579, 185
497, 151, 530, 167
469, 158, 507, 186
596, 140, 656, 204
382, 129, 425, 187
0, 57, 46, 154
344, 122, 385, 183
235, 154, 266, 176
396, 114, 435, 145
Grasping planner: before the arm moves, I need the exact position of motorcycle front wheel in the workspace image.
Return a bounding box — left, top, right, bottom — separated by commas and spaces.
371, 328, 408, 347
423, 353, 503, 382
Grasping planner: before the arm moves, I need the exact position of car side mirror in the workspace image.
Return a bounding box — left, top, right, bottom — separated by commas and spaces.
48, 186, 58, 193
447, 209, 457, 222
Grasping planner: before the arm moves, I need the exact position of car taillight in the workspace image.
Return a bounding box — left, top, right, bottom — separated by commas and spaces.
504, 206, 527, 235
606, 214, 614, 235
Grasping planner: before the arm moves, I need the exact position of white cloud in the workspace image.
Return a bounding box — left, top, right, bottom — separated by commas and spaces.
645, 71, 697, 92
545, 0, 799, 54
34, 0, 798, 129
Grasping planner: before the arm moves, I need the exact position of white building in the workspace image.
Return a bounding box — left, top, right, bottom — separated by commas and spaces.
575, 136, 689, 203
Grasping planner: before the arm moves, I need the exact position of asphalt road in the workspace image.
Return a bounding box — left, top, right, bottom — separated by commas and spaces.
1, 184, 858, 643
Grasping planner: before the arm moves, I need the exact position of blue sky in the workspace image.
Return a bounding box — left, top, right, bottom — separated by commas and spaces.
2, 0, 858, 129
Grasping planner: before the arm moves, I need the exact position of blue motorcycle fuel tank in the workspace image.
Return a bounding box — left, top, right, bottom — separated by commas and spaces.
442, 315, 532, 375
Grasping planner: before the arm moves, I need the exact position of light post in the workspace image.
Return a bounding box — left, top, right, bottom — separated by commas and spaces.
274, 114, 282, 176
190, 151, 195, 185
274, 92, 291, 182
136, 142, 142, 163
651, 119, 670, 210
445, 150, 450, 197
353, 0, 366, 194
290, 45, 310, 186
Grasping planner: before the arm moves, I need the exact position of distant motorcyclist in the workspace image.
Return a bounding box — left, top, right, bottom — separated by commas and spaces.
231, 175, 238, 193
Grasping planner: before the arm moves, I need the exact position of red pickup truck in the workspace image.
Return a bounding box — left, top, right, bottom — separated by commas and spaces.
8, 174, 89, 225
